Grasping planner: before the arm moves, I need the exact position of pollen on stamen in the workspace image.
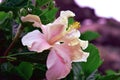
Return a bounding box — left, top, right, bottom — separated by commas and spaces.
68, 22, 80, 31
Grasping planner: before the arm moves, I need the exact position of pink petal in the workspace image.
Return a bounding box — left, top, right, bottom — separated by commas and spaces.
70, 43, 89, 62
67, 29, 81, 38
43, 23, 66, 44
21, 30, 51, 52
54, 10, 75, 28
46, 47, 71, 80
72, 51, 89, 62
53, 44, 72, 64
61, 29, 80, 45
21, 14, 42, 27
59, 29, 89, 62
55, 43, 89, 62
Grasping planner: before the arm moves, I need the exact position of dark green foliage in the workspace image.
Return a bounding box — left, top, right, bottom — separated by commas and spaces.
15, 62, 33, 80
80, 44, 102, 77
0, 0, 57, 79
71, 44, 102, 80
0, 12, 9, 24
80, 31, 100, 41
0, 0, 29, 12
9, 50, 49, 64
62, 70, 74, 80
36, 0, 52, 7
96, 70, 120, 80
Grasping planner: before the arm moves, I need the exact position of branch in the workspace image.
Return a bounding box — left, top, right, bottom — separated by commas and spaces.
4, 24, 24, 56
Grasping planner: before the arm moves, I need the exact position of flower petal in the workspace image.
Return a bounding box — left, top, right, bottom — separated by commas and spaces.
21, 14, 41, 27
60, 10, 75, 18
60, 29, 89, 62
21, 30, 51, 52
70, 43, 89, 62
53, 44, 72, 65
72, 51, 89, 62
54, 10, 75, 28
79, 39, 88, 50
67, 29, 80, 38
46, 47, 71, 80
61, 30, 81, 46
43, 23, 66, 44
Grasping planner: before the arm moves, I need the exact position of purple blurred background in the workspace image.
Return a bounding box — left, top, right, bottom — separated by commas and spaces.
54, 0, 120, 73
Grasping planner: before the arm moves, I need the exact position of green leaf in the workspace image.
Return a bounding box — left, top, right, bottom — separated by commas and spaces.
0, 62, 23, 80
80, 44, 102, 77
0, 0, 29, 9
32, 7, 43, 16
97, 74, 120, 80
16, 62, 33, 80
9, 51, 49, 64
0, 0, 29, 18
72, 62, 84, 80
31, 63, 47, 80
45, 8, 58, 21
80, 31, 100, 41
68, 18, 74, 25
86, 70, 98, 80
47, 0, 56, 9
62, 70, 74, 80
0, 62, 14, 73
101, 75, 120, 80
36, 0, 52, 7
106, 70, 116, 75
34, 63, 47, 72
72, 44, 102, 79
0, 16, 13, 44
40, 8, 58, 24
0, 12, 9, 24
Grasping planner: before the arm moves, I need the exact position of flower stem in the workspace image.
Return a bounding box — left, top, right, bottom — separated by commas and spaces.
4, 24, 24, 56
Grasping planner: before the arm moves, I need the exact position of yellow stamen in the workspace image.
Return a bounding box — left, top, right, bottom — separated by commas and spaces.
68, 22, 80, 31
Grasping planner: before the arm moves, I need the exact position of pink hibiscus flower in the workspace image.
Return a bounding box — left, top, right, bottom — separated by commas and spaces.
21, 10, 89, 80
